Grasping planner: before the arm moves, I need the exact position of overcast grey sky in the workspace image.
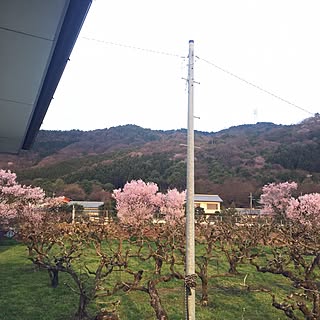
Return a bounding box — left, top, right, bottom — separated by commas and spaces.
41, 0, 320, 133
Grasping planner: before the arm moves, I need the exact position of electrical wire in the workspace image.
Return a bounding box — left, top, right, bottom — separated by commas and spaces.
80, 35, 316, 117
81, 36, 185, 59
197, 56, 315, 116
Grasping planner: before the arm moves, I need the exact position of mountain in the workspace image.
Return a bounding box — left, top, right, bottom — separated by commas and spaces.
1, 116, 320, 207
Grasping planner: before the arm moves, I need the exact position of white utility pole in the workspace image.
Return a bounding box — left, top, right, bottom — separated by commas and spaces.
249, 193, 253, 211
72, 205, 75, 224
185, 39, 196, 320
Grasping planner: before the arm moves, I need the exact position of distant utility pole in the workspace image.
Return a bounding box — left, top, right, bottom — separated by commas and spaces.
249, 192, 253, 211
72, 205, 75, 224
185, 40, 196, 320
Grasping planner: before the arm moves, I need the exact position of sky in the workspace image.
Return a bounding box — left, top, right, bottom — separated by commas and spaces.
41, 0, 320, 133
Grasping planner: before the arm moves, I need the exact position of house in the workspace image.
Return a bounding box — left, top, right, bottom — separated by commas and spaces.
236, 208, 262, 216
69, 201, 104, 221
194, 194, 223, 214
68, 195, 223, 222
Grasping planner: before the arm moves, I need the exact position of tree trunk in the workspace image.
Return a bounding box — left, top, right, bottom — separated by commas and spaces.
66, 268, 90, 320
312, 292, 320, 319
200, 275, 209, 306
155, 258, 163, 275
148, 280, 168, 320
28, 246, 33, 256
74, 292, 89, 320
48, 269, 59, 288
155, 247, 164, 275
94, 310, 119, 320
228, 258, 239, 275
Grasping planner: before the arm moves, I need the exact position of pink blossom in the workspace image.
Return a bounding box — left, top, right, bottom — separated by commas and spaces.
113, 180, 161, 226
113, 180, 186, 226
160, 188, 186, 224
0, 169, 17, 186
0, 169, 60, 227
260, 181, 320, 226
42, 196, 67, 209
260, 181, 297, 217
287, 193, 320, 226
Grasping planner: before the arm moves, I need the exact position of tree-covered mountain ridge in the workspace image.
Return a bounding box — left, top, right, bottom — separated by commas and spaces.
1, 115, 320, 207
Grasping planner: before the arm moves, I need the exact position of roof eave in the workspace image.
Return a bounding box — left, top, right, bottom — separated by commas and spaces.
22, 0, 92, 150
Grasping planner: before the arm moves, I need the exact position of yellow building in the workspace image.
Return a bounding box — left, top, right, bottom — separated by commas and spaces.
194, 194, 223, 214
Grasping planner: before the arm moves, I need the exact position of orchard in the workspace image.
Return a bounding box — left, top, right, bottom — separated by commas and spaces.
1, 172, 320, 320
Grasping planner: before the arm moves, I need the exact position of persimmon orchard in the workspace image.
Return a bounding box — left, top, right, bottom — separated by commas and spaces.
252, 181, 320, 319
2, 173, 320, 320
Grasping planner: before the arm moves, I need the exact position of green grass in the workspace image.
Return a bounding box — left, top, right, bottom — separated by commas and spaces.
0, 239, 79, 320
0, 239, 291, 320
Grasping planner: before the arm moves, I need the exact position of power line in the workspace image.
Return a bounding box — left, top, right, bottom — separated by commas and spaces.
81, 36, 185, 59
197, 56, 315, 116
80, 36, 315, 116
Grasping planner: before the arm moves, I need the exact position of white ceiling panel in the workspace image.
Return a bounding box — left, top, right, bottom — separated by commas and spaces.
0, 28, 53, 104
0, 100, 33, 153
0, 0, 92, 154
0, 0, 69, 40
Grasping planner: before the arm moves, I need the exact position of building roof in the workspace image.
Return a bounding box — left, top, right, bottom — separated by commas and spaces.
194, 194, 223, 203
69, 201, 104, 209
0, 0, 92, 154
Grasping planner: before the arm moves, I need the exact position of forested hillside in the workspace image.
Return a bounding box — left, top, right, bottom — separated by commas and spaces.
1, 116, 320, 207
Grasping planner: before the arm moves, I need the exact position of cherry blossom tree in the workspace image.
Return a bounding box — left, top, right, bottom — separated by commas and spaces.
159, 188, 186, 224
0, 169, 66, 228
113, 180, 186, 226
0, 169, 45, 226
260, 181, 297, 219
260, 181, 320, 226
287, 193, 320, 226
113, 180, 162, 226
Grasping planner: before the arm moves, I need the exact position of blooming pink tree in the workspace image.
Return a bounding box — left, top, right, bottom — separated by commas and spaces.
0, 169, 66, 227
113, 180, 162, 226
260, 181, 320, 226
113, 180, 186, 226
260, 181, 297, 218
42, 196, 68, 211
287, 193, 320, 226
0, 169, 45, 225
160, 188, 186, 224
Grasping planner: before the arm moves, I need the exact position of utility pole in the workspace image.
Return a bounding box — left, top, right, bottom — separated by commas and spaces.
249, 192, 254, 214
72, 204, 75, 224
185, 39, 196, 320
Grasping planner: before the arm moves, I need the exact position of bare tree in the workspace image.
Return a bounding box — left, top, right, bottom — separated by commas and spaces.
116, 221, 185, 320
250, 222, 320, 320
22, 221, 128, 320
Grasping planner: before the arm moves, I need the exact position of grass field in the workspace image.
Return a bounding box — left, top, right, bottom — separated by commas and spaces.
0, 239, 291, 320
